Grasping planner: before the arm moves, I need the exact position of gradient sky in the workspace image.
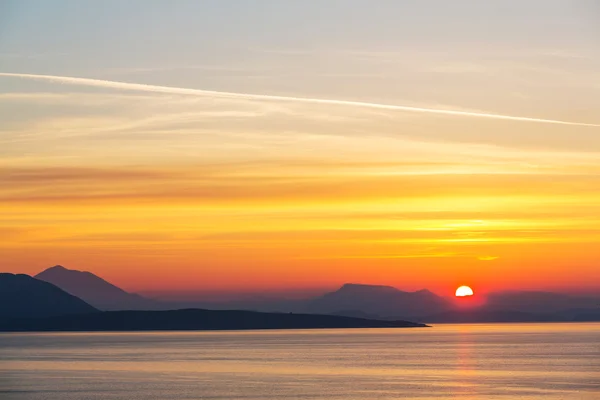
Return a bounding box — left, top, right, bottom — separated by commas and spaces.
1, 0, 600, 297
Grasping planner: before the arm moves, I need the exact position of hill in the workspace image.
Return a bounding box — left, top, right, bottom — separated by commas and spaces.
18, 267, 600, 323
0, 273, 98, 319
305, 283, 450, 318
0, 308, 428, 332
485, 291, 599, 313
35, 265, 159, 311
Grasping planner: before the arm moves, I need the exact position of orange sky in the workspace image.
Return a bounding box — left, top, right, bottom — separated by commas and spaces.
2, 2, 600, 298
3, 144, 600, 296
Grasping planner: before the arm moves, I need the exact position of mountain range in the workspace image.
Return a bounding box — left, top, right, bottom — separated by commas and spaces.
7, 265, 600, 324
0, 270, 426, 332
0, 273, 98, 318
32, 266, 456, 317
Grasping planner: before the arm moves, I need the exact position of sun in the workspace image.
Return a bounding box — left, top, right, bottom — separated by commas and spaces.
455, 285, 474, 297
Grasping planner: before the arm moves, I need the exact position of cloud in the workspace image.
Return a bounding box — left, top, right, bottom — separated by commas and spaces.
478, 256, 499, 261
2, 162, 600, 207
300, 253, 464, 260
1, 72, 599, 127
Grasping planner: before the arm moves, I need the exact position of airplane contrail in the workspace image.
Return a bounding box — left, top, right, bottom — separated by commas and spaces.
1, 72, 599, 127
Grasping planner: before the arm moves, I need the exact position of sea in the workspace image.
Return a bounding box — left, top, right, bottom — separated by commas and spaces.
1, 323, 598, 399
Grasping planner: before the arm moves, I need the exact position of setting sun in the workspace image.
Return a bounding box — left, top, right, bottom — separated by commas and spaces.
455, 286, 474, 297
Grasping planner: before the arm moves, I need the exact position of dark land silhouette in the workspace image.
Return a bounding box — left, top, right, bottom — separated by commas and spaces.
1, 269, 427, 332
485, 290, 600, 313
0, 273, 98, 318
0, 309, 427, 332
4, 265, 600, 328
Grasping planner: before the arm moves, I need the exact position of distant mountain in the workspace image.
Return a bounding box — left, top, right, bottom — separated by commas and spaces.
420, 291, 600, 323
0, 273, 97, 319
25, 266, 600, 323
558, 308, 600, 322
302, 285, 600, 323
485, 291, 599, 313
0, 309, 428, 332
305, 283, 450, 318
35, 265, 160, 311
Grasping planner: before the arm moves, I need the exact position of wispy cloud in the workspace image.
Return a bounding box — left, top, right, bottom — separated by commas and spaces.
2, 162, 600, 207
2, 72, 599, 127
302, 252, 464, 260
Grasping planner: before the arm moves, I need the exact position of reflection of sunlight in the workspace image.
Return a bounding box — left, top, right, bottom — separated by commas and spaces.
455, 326, 479, 399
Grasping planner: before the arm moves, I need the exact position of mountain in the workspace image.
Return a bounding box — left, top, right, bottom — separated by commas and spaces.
0, 309, 428, 332
485, 291, 599, 313
420, 291, 600, 323
35, 265, 160, 311
26, 266, 600, 322
304, 283, 450, 318
559, 308, 600, 322
303, 285, 600, 323
0, 273, 98, 319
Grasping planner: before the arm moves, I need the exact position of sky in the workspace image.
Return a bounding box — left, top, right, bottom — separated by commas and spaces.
1, 0, 600, 298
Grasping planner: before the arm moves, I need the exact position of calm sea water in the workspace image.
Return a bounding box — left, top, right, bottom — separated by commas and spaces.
1, 323, 598, 399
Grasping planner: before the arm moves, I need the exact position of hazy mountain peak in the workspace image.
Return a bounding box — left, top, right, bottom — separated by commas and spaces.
338, 284, 436, 296
37, 265, 121, 290
339, 283, 399, 292
307, 282, 449, 318
35, 265, 157, 311
42, 265, 94, 277
341, 283, 393, 288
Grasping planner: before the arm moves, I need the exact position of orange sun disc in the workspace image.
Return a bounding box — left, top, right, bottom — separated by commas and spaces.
455, 285, 474, 297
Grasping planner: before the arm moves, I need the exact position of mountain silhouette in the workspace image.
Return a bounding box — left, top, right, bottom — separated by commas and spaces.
305, 283, 450, 318
16, 266, 600, 323
419, 291, 599, 322
35, 265, 159, 311
485, 290, 599, 313
0, 309, 428, 332
0, 273, 98, 318
560, 308, 600, 321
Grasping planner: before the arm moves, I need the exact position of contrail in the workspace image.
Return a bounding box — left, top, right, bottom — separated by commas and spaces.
1, 72, 599, 127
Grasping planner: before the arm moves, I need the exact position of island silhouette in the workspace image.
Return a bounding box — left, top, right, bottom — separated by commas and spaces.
1, 265, 598, 332
0, 270, 427, 332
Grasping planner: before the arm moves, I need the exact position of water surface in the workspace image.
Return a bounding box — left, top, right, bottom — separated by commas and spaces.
1, 323, 599, 399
